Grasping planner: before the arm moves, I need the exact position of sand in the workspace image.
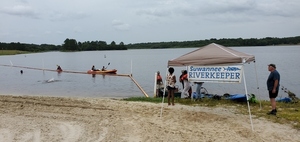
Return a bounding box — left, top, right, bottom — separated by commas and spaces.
0, 95, 299, 142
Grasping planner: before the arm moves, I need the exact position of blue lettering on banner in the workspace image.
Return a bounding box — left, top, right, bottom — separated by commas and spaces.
189, 66, 222, 72
188, 65, 243, 83
223, 67, 241, 71
189, 72, 240, 79
210, 72, 215, 78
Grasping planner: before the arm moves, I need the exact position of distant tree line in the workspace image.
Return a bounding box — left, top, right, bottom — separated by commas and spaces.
1, 36, 299, 52
0, 42, 61, 52
62, 39, 126, 51
0, 38, 127, 52
126, 36, 300, 49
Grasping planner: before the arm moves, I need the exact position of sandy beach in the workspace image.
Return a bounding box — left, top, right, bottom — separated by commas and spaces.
0, 95, 299, 142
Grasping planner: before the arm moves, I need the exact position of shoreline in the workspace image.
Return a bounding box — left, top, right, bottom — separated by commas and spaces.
0, 94, 299, 141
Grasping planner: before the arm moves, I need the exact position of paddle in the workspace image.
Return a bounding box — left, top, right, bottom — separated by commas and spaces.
105, 62, 110, 69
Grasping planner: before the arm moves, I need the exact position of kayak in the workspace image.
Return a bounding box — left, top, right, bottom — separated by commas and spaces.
276, 97, 292, 103
225, 94, 247, 102
57, 69, 63, 72
87, 69, 117, 74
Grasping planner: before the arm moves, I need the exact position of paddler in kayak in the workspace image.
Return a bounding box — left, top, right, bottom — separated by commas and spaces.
101, 66, 106, 71
91, 65, 99, 71
57, 65, 62, 72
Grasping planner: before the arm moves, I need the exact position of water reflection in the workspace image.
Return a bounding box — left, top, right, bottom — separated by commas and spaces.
91, 74, 106, 83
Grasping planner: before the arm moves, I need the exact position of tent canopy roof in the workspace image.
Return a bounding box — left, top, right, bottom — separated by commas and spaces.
168, 43, 255, 67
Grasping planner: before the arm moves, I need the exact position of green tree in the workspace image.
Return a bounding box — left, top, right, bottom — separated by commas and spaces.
63, 38, 78, 51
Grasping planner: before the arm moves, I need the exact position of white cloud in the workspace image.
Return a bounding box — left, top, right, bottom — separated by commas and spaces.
136, 0, 300, 22
73, 26, 83, 33
48, 11, 89, 21
1, 5, 39, 19
56, 31, 63, 35
112, 20, 130, 31
0, 0, 299, 45
137, 8, 172, 17
44, 31, 52, 34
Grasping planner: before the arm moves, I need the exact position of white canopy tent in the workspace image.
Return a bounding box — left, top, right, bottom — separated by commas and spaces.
160, 43, 258, 131
168, 43, 255, 66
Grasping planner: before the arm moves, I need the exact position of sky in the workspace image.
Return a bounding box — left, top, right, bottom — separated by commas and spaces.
1, 0, 300, 45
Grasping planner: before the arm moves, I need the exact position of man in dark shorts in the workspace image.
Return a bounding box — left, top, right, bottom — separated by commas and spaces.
266, 64, 280, 115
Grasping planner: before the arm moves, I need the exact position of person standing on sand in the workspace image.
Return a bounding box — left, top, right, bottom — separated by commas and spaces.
267, 63, 280, 115
167, 67, 176, 106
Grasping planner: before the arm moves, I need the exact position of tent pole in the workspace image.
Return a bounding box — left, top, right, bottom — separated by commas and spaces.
131, 59, 133, 76
154, 72, 158, 97
242, 66, 254, 131
187, 66, 194, 101
160, 67, 168, 118
254, 61, 262, 110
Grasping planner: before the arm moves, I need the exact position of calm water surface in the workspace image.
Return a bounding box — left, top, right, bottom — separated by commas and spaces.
0, 45, 299, 100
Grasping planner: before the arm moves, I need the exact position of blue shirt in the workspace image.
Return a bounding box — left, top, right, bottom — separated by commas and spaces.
267, 70, 280, 91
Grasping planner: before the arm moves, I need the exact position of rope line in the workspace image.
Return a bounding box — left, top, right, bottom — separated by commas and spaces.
0, 64, 149, 97
0, 64, 127, 76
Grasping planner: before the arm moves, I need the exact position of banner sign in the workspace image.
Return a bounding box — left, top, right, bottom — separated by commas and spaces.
188, 65, 243, 83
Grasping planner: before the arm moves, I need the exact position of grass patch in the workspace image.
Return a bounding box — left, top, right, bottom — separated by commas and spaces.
123, 97, 300, 129
0, 50, 29, 55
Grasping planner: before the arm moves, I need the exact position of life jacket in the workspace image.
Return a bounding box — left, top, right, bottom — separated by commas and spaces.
157, 75, 162, 80
180, 74, 188, 81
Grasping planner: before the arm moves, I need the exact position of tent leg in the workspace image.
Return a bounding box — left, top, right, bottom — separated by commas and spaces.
160, 68, 168, 118
242, 67, 254, 131
154, 72, 157, 97
254, 61, 262, 110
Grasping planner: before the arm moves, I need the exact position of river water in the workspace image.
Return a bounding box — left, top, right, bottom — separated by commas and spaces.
0, 45, 299, 100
